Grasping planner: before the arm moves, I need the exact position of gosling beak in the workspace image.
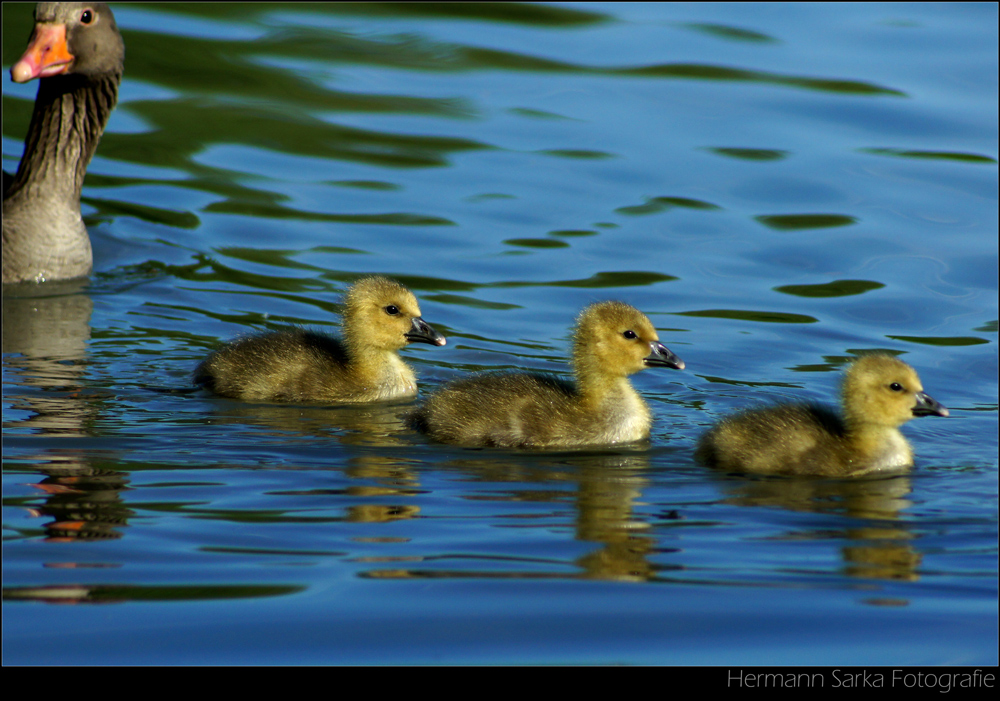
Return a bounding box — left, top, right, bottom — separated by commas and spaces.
913, 391, 948, 418
644, 341, 684, 370
405, 317, 447, 346
11, 23, 74, 83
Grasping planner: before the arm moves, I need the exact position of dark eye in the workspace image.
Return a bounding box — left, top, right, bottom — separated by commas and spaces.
81, 9, 94, 24
384, 305, 400, 316
889, 382, 904, 392
623, 330, 637, 339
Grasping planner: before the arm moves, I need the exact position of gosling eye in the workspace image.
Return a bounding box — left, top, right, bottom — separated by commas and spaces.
384, 305, 400, 316
623, 330, 637, 340
81, 8, 94, 23
889, 382, 905, 392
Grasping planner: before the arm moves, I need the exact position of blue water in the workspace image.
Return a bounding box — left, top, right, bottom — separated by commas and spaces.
3, 2, 997, 665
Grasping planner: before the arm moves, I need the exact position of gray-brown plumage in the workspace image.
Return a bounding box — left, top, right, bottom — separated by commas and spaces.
195, 276, 446, 403
4, 3, 124, 284
695, 354, 948, 476
409, 301, 684, 448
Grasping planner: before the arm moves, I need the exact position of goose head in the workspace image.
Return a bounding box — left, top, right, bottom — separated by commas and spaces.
12, 3, 123, 84
341, 276, 446, 354
572, 300, 684, 380
841, 354, 948, 429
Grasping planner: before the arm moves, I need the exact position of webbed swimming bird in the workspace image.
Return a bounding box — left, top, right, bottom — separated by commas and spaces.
4, 3, 124, 284
195, 276, 446, 403
409, 301, 684, 448
695, 354, 948, 476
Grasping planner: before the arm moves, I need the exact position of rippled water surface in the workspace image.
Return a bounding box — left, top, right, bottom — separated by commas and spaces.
3, 2, 997, 664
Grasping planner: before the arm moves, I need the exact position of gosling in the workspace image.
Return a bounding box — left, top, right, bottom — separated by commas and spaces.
195, 276, 446, 403
695, 354, 948, 476
409, 301, 684, 448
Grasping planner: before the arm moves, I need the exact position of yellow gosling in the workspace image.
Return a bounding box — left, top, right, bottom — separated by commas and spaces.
695, 354, 948, 476
195, 276, 445, 403
409, 301, 684, 448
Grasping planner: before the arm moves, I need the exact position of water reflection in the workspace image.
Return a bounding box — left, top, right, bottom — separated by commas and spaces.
2, 281, 124, 540
359, 451, 661, 582
198, 400, 416, 447
21, 468, 132, 542
756, 214, 858, 230
3, 280, 93, 412
3, 583, 303, 604
350, 449, 926, 585
714, 473, 921, 583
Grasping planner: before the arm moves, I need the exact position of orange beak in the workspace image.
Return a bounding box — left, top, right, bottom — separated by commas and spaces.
11, 23, 74, 83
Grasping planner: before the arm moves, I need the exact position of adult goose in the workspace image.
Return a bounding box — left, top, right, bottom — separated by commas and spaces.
409, 301, 685, 448
3, 2, 124, 284
695, 354, 948, 476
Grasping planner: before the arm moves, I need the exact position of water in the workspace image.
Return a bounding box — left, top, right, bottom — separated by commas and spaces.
3, 2, 996, 665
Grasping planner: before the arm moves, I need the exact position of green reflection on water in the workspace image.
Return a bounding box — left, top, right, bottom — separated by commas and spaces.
328, 180, 401, 191
707, 147, 789, 161
84, 197, 201, 230
501, 271, 679, 289
681, 23, 780, 44
617, 64, 905, 96
616, 196, 721, 216
217, 248, 362, 271
204, 200, 454, 226
860, 148, 997, 164
775, 279, 885, 298
537, 149, 616, 160
317, 2, 612, 26
678, 309, 818, 324
550, 230, 598, 238
425, 294, 521, 310
503, 238, 571, 249
887, 335, 990, 347
509, 107, 575, 120
756, 214, 857, 230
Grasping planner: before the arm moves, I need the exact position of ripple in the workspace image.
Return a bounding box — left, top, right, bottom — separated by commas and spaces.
425, 294, 521, 310
616, 196, 722, 216
680, 23, 780, 44
706, 147, 789, 161
537, 149, 616, 160
549, 229, 598, 238
616, 63, 905, 96
755, 214, 857, 230
327, 180, 401, 191
485, 271, 678, 289
86, 197, 200, 229
546, 271, 678, 288
860, 148, 997, 164
509, 107, 575, 120
774, 279, 885, 298
203, 200, 454, 226
677, 309, 818, 324
502, 238, 570, 249
886, 335, 990, 347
